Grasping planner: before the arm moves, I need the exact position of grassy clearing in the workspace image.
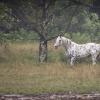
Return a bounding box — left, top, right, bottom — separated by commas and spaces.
0, 42, 100, 94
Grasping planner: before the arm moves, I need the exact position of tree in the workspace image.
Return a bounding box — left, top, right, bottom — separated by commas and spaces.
0, 0, 57, 62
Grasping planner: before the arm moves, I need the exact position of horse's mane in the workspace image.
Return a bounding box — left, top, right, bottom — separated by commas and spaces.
62, 37, 73, 43
62, 36, 80, 49
61, 37, 73, 47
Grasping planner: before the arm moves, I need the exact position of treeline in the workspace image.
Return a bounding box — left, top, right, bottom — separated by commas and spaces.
0, 0, 100, 42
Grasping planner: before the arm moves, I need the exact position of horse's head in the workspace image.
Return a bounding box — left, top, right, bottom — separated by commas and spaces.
54, 35, 63, 49
54, 35, 72, 49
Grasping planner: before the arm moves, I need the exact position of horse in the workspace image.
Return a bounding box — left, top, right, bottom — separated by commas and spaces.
54, 35, 100, 66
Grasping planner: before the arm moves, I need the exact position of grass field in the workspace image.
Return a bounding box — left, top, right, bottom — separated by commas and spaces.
0, 42, 100, 94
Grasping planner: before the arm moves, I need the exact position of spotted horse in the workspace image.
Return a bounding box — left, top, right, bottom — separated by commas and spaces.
54, 35, 100, 66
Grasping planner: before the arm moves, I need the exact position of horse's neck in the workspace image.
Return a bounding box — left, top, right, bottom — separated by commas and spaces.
62, 38, 78, 50
62, 38, 71, 49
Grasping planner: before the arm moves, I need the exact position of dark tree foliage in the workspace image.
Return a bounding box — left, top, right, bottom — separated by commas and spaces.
91, 0, 100, 16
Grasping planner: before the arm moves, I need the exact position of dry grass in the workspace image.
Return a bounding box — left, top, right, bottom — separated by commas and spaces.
0, 42, 100, 94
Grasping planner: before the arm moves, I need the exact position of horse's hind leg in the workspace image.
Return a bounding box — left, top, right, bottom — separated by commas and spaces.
70, 57, 75, 66
97, 53, 100, 61
91, 54, 98, 65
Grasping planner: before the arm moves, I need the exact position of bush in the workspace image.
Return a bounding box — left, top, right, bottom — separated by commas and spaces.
72, 32, 91, 43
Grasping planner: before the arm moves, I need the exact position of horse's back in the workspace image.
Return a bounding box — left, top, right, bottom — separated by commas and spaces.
86, 43, 100, 53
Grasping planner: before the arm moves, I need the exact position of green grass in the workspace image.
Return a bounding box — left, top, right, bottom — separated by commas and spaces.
0, 42, 100, 94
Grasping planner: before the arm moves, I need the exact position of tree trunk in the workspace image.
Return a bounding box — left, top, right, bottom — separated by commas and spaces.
39, 39, 48, 62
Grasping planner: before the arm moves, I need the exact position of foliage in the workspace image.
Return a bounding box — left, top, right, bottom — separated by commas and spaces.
0, 0, 99, 41
71, 32, 91, 43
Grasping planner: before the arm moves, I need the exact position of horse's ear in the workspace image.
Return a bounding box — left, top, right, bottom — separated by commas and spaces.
62, 33, 64, 36
59, 33, 64, 37
59, 34, 62, 37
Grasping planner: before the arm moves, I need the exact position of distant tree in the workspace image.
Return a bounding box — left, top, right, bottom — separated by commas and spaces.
85, 13, 100, 42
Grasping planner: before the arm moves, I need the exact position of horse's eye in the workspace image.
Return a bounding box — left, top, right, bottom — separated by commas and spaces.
59, 40, 61, 43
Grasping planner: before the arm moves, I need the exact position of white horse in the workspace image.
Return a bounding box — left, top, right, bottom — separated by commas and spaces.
54, 36, 100, 66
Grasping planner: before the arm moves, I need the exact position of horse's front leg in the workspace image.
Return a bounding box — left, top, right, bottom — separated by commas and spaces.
64, 51, 68, 57
92, 54, 97, 65
70, 57, 75, 66
64, 51, 70, 63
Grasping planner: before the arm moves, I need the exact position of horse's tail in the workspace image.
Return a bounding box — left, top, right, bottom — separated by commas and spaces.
97, 53, 100, 60
97, 44, 100, 60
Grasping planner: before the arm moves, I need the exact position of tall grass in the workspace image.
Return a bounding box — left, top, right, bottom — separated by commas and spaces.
0, 42, 100, 94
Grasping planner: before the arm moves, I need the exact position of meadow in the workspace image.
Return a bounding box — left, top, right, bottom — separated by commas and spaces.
0, 41, 100, 94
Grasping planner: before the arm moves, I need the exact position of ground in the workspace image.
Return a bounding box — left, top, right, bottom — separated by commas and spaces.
0, 93, 100, 100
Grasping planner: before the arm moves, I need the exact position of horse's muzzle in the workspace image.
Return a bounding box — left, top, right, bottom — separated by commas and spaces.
54, 45, 58, 49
